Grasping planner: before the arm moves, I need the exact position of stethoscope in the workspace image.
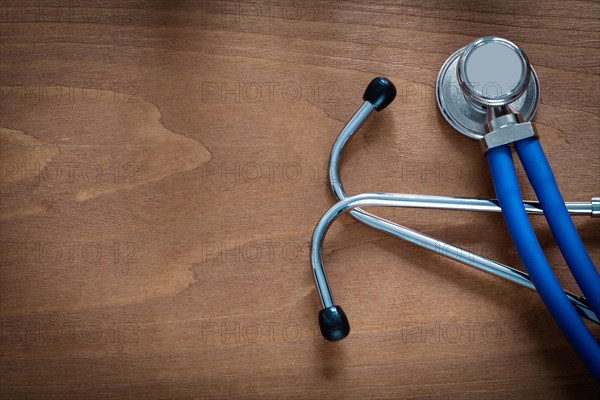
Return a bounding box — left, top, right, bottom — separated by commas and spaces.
310, 37, 600, 379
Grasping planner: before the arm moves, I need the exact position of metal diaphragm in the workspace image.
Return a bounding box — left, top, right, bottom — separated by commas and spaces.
436, 37, 540, 140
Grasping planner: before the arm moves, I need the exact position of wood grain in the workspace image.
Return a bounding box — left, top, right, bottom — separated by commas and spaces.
1, 1, 599, 399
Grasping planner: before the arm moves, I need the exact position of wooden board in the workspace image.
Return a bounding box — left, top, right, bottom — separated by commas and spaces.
1, 1, 599, 398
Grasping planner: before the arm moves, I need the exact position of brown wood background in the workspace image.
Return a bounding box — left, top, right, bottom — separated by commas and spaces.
1, 1, 599, 398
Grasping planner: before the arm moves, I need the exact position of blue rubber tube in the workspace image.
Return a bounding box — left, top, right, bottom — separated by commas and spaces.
487, 145, 600, 380
515, 137, 600, 316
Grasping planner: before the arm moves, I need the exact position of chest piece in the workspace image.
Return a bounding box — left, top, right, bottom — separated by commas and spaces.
436, 36, 540, 140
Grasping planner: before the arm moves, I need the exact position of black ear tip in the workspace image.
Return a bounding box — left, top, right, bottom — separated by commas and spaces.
363, 76, 397, 111
319, 305, 350, 341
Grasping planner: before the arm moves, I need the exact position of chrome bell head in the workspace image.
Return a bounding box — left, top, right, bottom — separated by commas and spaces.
436, 36, 540, 139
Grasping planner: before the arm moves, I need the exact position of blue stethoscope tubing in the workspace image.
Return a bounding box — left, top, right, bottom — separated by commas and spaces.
515, 137, 600, 317
487, 139, 600, 380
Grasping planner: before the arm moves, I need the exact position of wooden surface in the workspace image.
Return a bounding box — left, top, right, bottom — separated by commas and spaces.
1, 1, 599, 398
